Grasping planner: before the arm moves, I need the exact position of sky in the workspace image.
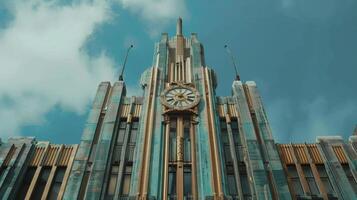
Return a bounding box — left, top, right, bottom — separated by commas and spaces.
0, 0, 356, 144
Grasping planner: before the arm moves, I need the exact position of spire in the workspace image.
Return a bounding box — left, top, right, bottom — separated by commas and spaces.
176, 17, 183, 36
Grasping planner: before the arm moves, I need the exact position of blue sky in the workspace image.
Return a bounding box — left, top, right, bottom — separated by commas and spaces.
0, 0, 356, 144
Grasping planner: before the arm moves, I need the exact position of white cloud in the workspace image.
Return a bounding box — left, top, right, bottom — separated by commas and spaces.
117, 0, 188, 35
0, 0, 188, 139
279, 0, 338, 22
292, 97, 357, 139
0, 0, 116, 138
268, 97, 357, 142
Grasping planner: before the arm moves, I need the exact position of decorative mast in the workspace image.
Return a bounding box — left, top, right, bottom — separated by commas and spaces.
224, 44, 241, 81
118, 44, 134, 81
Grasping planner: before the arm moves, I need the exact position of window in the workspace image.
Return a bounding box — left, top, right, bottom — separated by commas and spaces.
224, 146, 232, 163
239, 162, 251, 198
231, 120, 243, 162
227, 165, 238, 196
183, 119, 191, 162
221, 119, 239, 197
287, 165, 304, 196
112, 145, 122, 164
126, 146, 135, 162
302, 165, 319, 195
107, 121, 126, 166
121, 165, 132, 195
168, 166, 176, 196
31, 167, 51, 199
235, 145, 244, 162
316, 164, 334, 195
48, 167, 66, 200
117, 122, 127, 144
342, 164, 357, 194
129, 121, 138, 143
16, 167, 36, 199
220, 120, 229, 144
78, 171, 90, 200
184, 166, 192, 196
169, 119, 177, 162
127, 121, 138, 162
106, 165, 119, 198
231, 121, 241, 145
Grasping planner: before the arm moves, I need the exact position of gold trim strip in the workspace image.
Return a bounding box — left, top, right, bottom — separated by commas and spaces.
162, 121, 170, 200
190, 120, 198, 199
176, 117, 184, 200
203, 68, 223, 198
138, 67, 158, 197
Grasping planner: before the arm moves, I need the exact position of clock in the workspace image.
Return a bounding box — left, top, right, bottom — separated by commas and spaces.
161, 85, 200, 110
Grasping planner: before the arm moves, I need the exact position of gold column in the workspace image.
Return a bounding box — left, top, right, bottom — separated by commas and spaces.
176, 117, 184, 200
162, 119, 170, 200
203, 68, 223, 198
138, 67, 158, 198
190, 119, 198, 199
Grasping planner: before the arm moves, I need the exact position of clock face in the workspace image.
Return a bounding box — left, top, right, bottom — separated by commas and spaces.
161, 86, 200, 110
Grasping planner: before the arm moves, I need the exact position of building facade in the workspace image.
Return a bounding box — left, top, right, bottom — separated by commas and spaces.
0, 18, 357, 200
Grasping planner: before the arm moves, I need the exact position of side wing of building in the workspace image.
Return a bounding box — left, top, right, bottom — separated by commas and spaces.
277, 136, 357, 199
0, 137, 77, 199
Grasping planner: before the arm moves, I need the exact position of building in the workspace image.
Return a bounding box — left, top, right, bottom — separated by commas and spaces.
0, 18, 357, 200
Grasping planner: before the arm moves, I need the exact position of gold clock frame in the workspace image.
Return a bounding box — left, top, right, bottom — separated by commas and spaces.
160, 83, 200, 111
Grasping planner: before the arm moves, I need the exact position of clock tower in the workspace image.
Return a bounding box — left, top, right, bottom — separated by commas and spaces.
128, 18, 291, 199
132, 17, 226, 199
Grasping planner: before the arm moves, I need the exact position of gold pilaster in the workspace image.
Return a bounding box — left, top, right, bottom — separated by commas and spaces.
138, 67, 158, 198
176, 117, 184, 200
203, 68, 224, 198
162, 120, 170, 200
190, 119, 198, 199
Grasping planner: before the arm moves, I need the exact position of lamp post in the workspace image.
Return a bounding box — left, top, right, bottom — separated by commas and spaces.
224, 44, 240, 81
119, 44, 134, 81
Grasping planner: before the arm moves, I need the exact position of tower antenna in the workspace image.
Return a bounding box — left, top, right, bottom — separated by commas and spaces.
119, 44, 134, 81
224, 44, 240, 81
